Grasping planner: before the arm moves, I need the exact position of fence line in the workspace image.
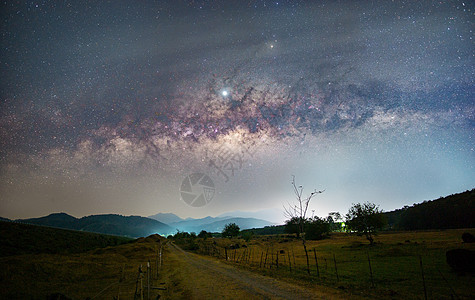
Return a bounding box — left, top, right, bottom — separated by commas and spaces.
189, 239, 463, 299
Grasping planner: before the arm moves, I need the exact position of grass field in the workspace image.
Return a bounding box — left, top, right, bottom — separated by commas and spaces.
192, 229, 475, 299
0, 221, 163, 299
1, 220, 474, 299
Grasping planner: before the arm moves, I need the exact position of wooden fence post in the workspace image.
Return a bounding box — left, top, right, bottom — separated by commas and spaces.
333, 254, 339, 282
270, 250, 274, 269
140, 264, 143, 300
264, 248, 269, 268
155, 249, 160, 279
367, 251, 374, 288
313, 248, 320, 278
419, 256, 428, 300
147, 260, 150, 300
159, 246, 162, 267
291, 246, 296, 266
287, 250, 292, 272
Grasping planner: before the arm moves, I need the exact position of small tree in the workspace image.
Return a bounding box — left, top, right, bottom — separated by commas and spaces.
284, 175, 324, 274
198, 230, 212, 239
222, 223, 240, 238
241, 230, 254, 242
345, 202, 386, 245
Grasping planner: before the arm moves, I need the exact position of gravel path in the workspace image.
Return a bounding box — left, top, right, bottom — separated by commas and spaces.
161, 242, 349, 299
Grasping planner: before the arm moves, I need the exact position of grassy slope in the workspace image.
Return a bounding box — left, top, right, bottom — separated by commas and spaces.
0, 222, 164, 299
0, 221, 132, 256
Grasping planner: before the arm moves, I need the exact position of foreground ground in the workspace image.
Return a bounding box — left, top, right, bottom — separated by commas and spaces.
0, 228, 348, 299
160, 242, 349, 299
0, 224, 474, 299
178, 229, 475, 299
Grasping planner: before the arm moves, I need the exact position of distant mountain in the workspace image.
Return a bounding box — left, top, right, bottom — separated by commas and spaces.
168, 216, 274, 233
197, 217, 274, 233
19, 212, 77, 228
148, 212, 184, 224
217, 208, 285, 224
17, 213, 173, 238
0, 217, 10, 222
169, 216, 227, 228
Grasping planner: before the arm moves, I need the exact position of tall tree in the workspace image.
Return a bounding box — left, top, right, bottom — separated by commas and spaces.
284, 175, 324, 274
345, 202, 385, 245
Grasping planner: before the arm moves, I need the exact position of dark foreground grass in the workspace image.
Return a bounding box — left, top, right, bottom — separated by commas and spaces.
0, 233, 163, 299
0, 221, 132, 256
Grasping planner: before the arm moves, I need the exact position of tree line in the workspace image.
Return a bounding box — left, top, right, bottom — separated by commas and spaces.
384, 189, 474, 230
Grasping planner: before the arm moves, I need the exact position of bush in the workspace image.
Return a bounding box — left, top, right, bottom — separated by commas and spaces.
222, 223, 240, 238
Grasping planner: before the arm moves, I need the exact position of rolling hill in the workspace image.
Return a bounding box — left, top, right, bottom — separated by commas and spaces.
17, 213, 173, 237
384, 189, 474, 230
0, 220, 132, 256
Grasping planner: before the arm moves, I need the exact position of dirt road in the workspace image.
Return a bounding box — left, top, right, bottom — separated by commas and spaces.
159, 242, 351, 299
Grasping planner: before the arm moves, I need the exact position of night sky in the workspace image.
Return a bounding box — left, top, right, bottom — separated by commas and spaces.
1, 0, 474, 222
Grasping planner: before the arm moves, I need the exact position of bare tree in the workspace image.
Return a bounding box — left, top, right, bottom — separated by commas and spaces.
284, 175, 324, 274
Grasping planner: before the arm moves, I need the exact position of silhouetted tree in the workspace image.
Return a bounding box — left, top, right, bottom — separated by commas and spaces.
198, 230, 212, 239
284, 175, 324, 274
284, 216, 304, 237
345, 202, 385, 245
305, 216, 331, 240
222, 223, 240, 238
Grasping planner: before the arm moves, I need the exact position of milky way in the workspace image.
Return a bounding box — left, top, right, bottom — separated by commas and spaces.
1, 0, 474, 220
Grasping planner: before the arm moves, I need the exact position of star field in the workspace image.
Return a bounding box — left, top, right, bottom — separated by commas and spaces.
0, 0, 473, 220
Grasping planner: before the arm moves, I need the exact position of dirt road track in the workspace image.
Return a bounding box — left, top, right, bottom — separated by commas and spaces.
160, 242, 351, 299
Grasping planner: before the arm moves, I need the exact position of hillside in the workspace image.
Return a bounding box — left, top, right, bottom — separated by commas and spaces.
384, 189, 474, 230
17, 213, 173, 237
0, 221, 132, 256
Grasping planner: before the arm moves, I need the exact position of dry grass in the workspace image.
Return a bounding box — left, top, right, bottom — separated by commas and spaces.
2, 223, 474, 299
194, 229, 475, 299
0, 235, 164, 299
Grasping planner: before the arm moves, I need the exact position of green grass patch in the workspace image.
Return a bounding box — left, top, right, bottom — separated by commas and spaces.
190, 229, 475, 299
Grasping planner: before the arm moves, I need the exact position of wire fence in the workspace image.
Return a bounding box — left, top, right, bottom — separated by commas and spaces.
190, 240, 466, 299
88, 242, 165, 300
